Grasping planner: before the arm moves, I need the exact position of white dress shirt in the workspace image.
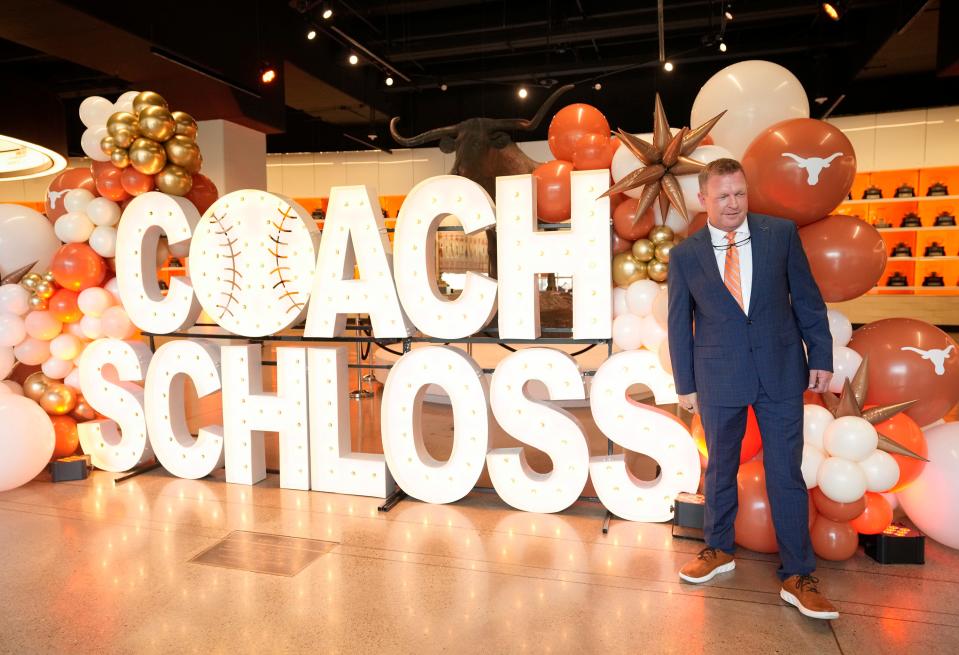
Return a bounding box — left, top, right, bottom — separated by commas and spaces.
706, 219, 752, 313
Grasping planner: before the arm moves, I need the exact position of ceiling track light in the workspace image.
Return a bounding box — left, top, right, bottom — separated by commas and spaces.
307, 27, 317, 40
719, 40, 727, 52
517, 86, 528, 99
259, 63, 277, 84
348, 53, 359, 65
440, 83, 448, 91
322, 6, 333, 20
385, 76, 394, 87
663, 61, 674, 72
822, 2, 842, 20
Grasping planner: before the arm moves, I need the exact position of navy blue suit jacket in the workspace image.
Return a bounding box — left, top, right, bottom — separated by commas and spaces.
667, 213, 833, 407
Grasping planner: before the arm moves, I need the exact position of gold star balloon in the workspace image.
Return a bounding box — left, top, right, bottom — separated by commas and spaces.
601, 94, 725, 226
822, 356, 928, 461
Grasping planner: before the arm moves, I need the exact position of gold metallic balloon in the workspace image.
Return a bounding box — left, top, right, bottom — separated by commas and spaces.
631, 239, 655, 263
612, 253, 647, 287
111, 147, 130, 168
21, 273, 41, 290
155, 163, 193, 196
70, 394, 96, 421
107, 111, 138, 133
42, 271, 56, 283
40, 383, 77, 416
649, 225, 675, 245
171, 111, 198, 139
130, 138, 167, 175
100, 135, 118, 156
655, 241, 674, 263
23, 372, 55, 403
138, 105, 176, 142
28, 295, 48, 311
132, 91, 168, 115
648, 259, 669, 282
112, 127, 137, 149
35, 280, 54, 299
164, 135, 201, 173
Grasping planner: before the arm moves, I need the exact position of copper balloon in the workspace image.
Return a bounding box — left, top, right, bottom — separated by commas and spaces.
23, 372, 54, 402
100, 135, 118, 156
71, 397, 96, 421
111, 148, 131, 168
611, 229, 632, 255
132, 91, 168, 115
798, 215, 886, 302
811, 487, 865, 522
648, 225, 675, 245
810, 516, 859, 561
129, 138, 167, 175
172, 111, 198, 139
164, 135, 201, 173
654, 241, 674, 263
138, 105, 176, 142
28, 295, 47, 310
34, 280, 54, 299
155, 164, 193, 196
612, 253, 646, 287
40, 383, 77, 416
647, 259, 669, 282
733, 460, 779, 553
631, 239, 655, 263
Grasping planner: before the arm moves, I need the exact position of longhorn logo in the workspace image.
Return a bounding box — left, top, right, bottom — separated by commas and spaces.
781, 152, 844, 185
47, 188, 69, 208
901, 344, 955, 376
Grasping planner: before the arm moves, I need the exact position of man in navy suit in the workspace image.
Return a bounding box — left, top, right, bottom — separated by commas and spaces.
667, 158, 838, 620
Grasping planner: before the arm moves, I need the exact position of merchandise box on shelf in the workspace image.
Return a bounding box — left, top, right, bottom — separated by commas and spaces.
836, 166, 959, 296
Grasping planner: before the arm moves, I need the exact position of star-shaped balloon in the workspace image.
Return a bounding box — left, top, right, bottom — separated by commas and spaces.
601, 94, 724, 226
821, 356, 928, 461
0, 261, 37, 285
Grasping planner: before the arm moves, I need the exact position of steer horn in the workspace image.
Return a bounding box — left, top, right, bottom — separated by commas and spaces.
487, 83, 576, 131
389, 120, 458, 147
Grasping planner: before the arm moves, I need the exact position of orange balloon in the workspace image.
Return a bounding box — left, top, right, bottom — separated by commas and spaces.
548, 104, 610, 161
684, 212, 708, 236
798, 215, 886, 302
733, 460, 778, 553
533, 160, 573, 223
45, 168, 97, 222
691, 406, 763, 465
120, 166, 155, 196
572, 133, 620, 170
811, 486, 865, 522
48, 289, 82, 324
742, 118, 856, 227
612, 198, 655, 241
803, 390, 825, 407
867, 405, 927, 493
850, 492, 893, 535
185, 173, 219, 214
94, 164, 131, 202
51, 243, 106, 292
611, 228, 632, 255
50, 415, 79, 458
810, 517, 858, 561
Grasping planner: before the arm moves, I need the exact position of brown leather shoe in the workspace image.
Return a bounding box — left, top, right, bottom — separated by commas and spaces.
679, 547, 735, 583
780, 575, 839, 620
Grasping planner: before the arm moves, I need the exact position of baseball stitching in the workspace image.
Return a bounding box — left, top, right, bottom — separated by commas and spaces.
270, 205, 305, 314
210, 212, 242, 319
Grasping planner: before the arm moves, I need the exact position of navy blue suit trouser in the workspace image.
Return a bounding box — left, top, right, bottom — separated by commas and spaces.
700, 385, 815, 579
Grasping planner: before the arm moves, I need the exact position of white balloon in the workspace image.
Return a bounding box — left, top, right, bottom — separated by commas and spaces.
0, 395, 55, 491
0, 205, 62, 279
66, 321, 88, 341
691, 60, 809, 159
625, 279, 660, 317
101, 306, 135, 339
41, 356, 73, 380
1, 380, 23, 395
817, 456, 867, 504
64, 368, 81, 391
0, 312, 27, 348
612, 286, 629, 318
882, 491, 899, 512
612, 314, 644, 351
677, 145, 735, 214
63, 188, 96, 213
50, 334, 83, 361
104, 278, 122, 304
54, 211, 96, 244
80, 315, 104, 340
89, 226, 118, 258
801, 443, 825, 489
802, 404, 834, 449
651, 288, 668, 327
0, 346, 14, 379
898, 422, 959, 549
24, 311, 62, 341
13, 337, 50, 366
652, 202, 690, 234
114, 91, 140, 115
827, 309, 852, 347
79, 96, 115, 128
0, 284, 31, 316
639, 313, 667, 351
85, 197, 122, 227
823, 416, 878, 462
860, 449, 900, 493
78, 287, 114, 318
80, 126, 110, 161
829, 345, 862, 394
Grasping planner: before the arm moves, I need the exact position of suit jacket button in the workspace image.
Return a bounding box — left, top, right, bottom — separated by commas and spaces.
747, 320, 753, 325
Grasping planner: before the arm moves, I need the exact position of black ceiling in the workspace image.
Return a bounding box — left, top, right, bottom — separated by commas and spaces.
1, 0, 957, 156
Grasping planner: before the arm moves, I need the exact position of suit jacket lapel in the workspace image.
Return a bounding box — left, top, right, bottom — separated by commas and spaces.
691, 225, 744, 315
747, 213, 770, 318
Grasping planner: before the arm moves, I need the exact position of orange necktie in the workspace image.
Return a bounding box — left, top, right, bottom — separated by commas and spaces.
724, 231, 744, 310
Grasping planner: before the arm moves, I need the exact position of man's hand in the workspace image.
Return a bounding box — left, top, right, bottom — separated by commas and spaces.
678, 392, 699, 414
808, 370, 833, 394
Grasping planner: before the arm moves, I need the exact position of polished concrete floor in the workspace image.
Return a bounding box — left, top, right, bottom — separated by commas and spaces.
3, 463, 959, 655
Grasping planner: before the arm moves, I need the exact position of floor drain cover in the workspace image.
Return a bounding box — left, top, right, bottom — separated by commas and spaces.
190, 531, 337, 576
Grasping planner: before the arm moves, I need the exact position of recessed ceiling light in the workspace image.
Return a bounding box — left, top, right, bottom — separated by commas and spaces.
719, 41, 727, 52
348, 53, 359, 65
518, 87, 528, 99
593, 82, 602, 91
385, 76, 394, 87
307, 28, 317, 40
663, 61, 674, 72
440, 83, 448, 91
724, 10, 733, 20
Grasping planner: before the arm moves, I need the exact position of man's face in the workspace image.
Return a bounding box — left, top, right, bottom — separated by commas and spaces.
698, 171, 748, 231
